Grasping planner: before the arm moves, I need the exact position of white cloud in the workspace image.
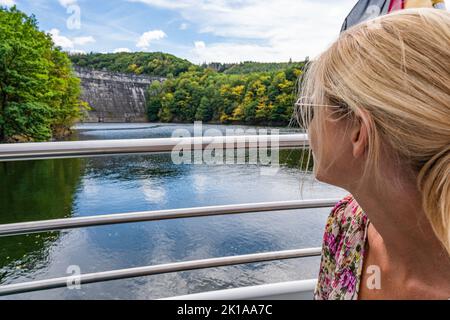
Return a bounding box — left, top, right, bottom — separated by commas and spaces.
192, 42, 283, 63
49, 28, 74, 49
136, 30, 167, 49
0, 0, 16, 7
179, 23, 189, 30
73, 36, 95, 45
49, 28, 96, 50
113, 47, 132, 53
68, 49, 86, 55
129, 0, 356, 63
194, 41, 206, 50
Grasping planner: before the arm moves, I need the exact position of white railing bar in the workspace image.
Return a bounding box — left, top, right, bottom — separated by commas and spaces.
161, 279, 318, 300
0, 199, 338, 237
0, 247, 321, 296
0, 134, 308, 162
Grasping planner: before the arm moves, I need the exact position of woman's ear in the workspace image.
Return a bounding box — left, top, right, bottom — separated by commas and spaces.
351, 111, 370, 159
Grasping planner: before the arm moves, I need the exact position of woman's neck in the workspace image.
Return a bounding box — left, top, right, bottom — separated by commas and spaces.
350, 174, 450, 283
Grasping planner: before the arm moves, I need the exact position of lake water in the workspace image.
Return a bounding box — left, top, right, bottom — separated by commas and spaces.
0, 123, 346, 299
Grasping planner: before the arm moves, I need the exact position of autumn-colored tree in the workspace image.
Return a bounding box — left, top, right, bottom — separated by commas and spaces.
146, 60, 305, 126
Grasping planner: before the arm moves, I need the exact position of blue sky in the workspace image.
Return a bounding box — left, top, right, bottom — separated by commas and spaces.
1, 0, 357, 63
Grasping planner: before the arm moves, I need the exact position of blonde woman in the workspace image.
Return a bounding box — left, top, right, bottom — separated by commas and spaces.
296, 8, 450, 300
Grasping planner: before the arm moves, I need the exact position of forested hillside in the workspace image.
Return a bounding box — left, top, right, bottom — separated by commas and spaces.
202, 60, 307, 75
147, 65, 303, 126
69, 49, 307, 127
69, 52, 194, 77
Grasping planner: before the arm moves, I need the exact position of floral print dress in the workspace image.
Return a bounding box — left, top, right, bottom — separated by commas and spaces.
314, 194, 370, 300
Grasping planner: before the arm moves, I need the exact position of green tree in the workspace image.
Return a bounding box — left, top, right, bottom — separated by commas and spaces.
47, 48, 87, 138
146, 59, 306, 126
159, 92, 175, 122
0, 7, 84, 142
70, 52, 193, 77
147, 81, 163, 121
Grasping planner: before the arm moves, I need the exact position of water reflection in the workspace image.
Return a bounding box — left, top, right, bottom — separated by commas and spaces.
0, 159, 83, 283
0, 124, 345, 299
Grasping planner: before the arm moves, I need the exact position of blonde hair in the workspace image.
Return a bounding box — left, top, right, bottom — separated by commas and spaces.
296, 9, 450, 253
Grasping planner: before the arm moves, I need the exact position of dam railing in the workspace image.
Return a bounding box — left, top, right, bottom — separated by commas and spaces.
0, 134, 334, 299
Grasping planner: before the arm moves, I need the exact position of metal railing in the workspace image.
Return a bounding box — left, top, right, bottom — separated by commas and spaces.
0, 134, 308, 162
162, 279, 318, 300
0, 248, 321, 296
0, 199, 337, 237
0, 134, 331, 298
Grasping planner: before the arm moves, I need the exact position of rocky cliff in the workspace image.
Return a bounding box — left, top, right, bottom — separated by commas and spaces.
74, 67, 164, 123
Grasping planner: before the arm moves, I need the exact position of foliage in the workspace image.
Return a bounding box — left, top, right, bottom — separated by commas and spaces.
61, 16, 309, 128
202, 60, 306, 75
0, 6, 85, 142
70, 52, 195, 77
70, 54, 306, 126
147, 64, 304, 126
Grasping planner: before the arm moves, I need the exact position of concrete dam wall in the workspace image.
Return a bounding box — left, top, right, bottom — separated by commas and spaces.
74, 67, 164, 123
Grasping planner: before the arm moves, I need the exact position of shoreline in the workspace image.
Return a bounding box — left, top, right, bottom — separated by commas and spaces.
73, 122, 301, 131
